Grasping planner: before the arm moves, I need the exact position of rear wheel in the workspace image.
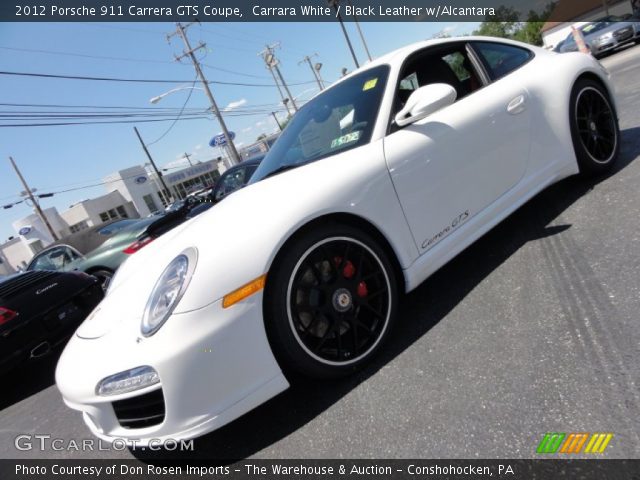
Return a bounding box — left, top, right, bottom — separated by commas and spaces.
569, 79, 620, 175
265, 224, 398, 378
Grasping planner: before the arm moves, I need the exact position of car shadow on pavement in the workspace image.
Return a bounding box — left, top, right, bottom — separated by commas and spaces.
0, 345, 64, 412
132, 126, 640, 462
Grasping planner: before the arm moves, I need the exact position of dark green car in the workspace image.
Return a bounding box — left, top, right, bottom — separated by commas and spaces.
26, 213, 190, 290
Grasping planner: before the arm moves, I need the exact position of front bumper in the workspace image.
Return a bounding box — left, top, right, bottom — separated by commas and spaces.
55, 291, 288, 445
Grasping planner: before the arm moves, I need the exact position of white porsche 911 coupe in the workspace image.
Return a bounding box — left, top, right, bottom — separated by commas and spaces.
56, 37, 619, 444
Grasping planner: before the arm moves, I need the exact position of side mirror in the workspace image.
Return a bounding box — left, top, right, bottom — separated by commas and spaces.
394, 83, 457, 127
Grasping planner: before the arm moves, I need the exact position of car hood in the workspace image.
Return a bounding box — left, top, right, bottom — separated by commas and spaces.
78, 140, 412, 339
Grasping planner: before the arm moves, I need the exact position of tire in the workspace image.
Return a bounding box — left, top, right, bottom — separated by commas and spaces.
264, 224, 399, 379
90, 269, 114, 292
569, 78, 620, 175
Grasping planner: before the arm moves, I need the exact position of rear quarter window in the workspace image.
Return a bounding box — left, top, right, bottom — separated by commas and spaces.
473, 42, 533, 80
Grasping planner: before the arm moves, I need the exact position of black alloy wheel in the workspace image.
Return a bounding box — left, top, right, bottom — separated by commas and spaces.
570, 79, 620, 174
265, 224, 398, 378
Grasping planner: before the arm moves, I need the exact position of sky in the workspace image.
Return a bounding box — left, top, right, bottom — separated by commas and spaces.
0, 20, 479, 241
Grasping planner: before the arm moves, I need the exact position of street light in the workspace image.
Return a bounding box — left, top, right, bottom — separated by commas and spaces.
149, 85, 204, 104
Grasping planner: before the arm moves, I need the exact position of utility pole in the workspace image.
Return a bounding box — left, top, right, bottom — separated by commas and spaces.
168, 22, 241, 165
267, 66, 291, 116
133, 127, 174, 203
347, 0, 372, 62
260, 43, 298, 112
182, 152, 194, 167
271, 112, 283, 132
328, 0, 360, 68
314, 62, 326, 89
299, 53, 324, 91
8, 156, 58, 241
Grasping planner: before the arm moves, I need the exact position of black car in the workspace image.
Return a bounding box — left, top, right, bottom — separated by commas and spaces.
0, 270, 103, 375
210, 155, 264, 203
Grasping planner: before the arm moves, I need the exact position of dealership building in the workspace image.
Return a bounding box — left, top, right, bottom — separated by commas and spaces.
104, 159, 222, 217
0, 158, 224, 273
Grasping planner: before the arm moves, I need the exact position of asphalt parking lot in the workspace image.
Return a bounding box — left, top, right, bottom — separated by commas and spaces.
1, 44, 639, 460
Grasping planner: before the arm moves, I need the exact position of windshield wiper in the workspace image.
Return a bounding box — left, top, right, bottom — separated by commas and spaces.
262, 163, 301, 180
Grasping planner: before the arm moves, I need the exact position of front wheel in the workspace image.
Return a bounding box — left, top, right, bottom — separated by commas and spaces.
90, 269, 114, 292
265, 224, 398, 378
569, 78, 620, 175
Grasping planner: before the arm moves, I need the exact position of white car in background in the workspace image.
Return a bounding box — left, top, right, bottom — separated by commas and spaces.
56, 36, 620, 444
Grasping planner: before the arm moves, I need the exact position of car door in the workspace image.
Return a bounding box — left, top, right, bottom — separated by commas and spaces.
383, 42, 533, 253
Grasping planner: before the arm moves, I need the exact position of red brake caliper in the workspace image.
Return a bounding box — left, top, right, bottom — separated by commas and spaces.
335, 256, 367, 297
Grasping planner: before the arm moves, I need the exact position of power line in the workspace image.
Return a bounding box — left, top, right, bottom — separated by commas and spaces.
0, 108, 289, 127
0, 45, 277, 81
0, 101, 285, 110
0, 70, 317, 87
201, 62, 271, 79
0, 45, 173, 65
0, 116, 211, 128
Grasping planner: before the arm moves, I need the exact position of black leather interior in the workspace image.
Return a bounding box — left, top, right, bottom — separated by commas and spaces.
415, 58, 466, 99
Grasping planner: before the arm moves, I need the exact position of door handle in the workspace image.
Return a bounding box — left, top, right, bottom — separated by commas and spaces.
507, 94, 526, 115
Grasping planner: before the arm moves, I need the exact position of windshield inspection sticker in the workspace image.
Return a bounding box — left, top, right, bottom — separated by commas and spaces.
331, 131, 361, 149
363, 78, 378, 91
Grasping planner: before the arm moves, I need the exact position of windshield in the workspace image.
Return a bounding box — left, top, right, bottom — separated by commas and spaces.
581, 21, 612, 35
251, 65, 390, 182
27, 246, 81, 271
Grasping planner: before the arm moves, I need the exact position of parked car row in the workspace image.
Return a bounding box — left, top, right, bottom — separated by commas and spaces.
1, 155, 265, 377
26, 155, 265, 291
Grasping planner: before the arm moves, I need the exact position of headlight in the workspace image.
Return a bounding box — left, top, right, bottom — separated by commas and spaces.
141, 249, 197, 336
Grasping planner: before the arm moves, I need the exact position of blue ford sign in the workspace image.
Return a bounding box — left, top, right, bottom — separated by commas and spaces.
209, 131, 236, 147
19, 226, 32, 236
134, 176, 148, 184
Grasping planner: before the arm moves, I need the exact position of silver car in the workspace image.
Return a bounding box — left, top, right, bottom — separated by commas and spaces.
556, 16, 640, 58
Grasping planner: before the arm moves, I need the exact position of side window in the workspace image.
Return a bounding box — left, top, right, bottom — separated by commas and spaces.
392, 45, 483, 119
442, 52, 471, 82
244, 165, 258, 184
473, 42, 533, 80
31, 247, 78, 271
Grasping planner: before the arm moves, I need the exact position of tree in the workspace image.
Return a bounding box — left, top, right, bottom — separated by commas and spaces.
513, 3, 558, 46
473, 6, 520, 39
473, 2, 557, 47
256, 133, 267, 141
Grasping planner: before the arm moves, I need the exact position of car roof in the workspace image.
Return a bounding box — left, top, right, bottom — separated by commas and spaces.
226, 156, 263, 172
323, 36, 536, 91
41, 218, 140, 254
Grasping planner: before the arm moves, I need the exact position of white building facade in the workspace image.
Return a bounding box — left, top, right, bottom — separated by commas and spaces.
105, 160, 222, 217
